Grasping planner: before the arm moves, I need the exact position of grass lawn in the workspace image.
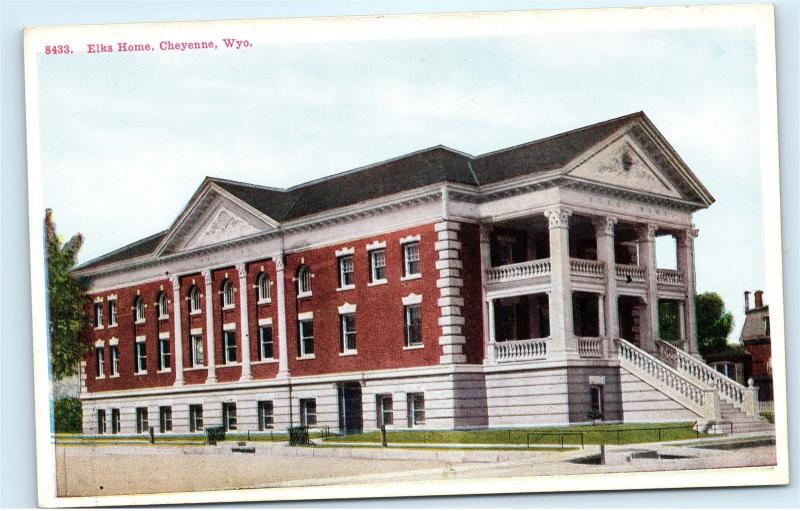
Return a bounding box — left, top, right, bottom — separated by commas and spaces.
325, 422, 713, 446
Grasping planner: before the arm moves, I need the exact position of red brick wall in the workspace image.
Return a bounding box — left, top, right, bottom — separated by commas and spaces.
746, 342, 772, 377
458, 222, 485, 364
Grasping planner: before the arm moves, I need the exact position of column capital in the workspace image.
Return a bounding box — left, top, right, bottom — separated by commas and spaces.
201, 268, 212, 282
543, 207, 572, 229
170, 275, 181, 291
235, 262, 247, 278
678, 226, 699, 246
479, 224, 491, 243
273, 254, 285, 272
593, 216, 618, 237
638, 223, 658, 241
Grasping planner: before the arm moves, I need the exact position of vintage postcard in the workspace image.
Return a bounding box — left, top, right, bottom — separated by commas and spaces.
23, 4, 788, 507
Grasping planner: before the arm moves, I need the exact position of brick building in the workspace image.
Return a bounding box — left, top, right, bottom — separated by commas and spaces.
74, 112, 770, 436
741, 290, 773, 404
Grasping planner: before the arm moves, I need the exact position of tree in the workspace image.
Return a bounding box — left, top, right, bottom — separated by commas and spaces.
46, 209, 90, 380
695, 292, 734, 356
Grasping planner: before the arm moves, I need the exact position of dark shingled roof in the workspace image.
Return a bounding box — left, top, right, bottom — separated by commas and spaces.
75, 112, 679, 273
741, 306, 770, 343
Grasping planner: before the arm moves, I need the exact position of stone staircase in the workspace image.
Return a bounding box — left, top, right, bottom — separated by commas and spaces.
716, 401, 774, 435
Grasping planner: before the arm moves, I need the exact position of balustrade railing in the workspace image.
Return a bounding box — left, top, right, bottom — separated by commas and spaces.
656, 269, 685, 286
494, 338, 548, 362
486, 259, 551, 284
615, 264, 646, 283
577, 337, 604, 358
654, 340, 758, 416
569, 258, 605, 278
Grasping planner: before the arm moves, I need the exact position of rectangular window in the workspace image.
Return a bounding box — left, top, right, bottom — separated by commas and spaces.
259, 325, 274, 360
136, 407, 149, 434
223, 330, 237, 364
97, 409, 106, 434
403, 242, 421, 277
111, 409, 120, 434
338, 255, 354, 287
190, 334, 204, 367
369, 249, 386, 282
189, 404, 204, 433
340, 314, 357, 353
764, 316, 770, 336
376, 394, 393, 427
298, 319, 314, 357
714, 363, 736, 379
257, 401, 274, 430
158, 337, 171, 371
93, 302, 103, 327
95, 347, 104, 377
135, 339, 147, 373
222, 402, 237, 431
108, 299, 117, 326
159, 406, 173, 433
110, 346, 119, 376
404, 304, 422, 347
589, 385, 604, 416
300, 398, 317, 426
407, 393, 425, 426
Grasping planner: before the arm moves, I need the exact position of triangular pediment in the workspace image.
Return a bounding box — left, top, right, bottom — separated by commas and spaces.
567, 134, 683, 199
156, 182, 278, 255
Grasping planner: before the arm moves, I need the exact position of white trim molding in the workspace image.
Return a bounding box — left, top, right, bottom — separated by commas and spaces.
223, 322, 237, 331
258, 317, 273, 326
297, 311, 314, 321
190, 327, 203, 335
399, 234, 421, 244
366, 240, 386, 251
338, 302, 357, 314
158, 331, 170, 339
108, 337, 119, 346
334, 246, 355, 257
402, 293, 423, 306
94, 339, 105, 348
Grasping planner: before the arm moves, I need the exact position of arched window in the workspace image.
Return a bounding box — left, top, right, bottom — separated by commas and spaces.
157, 292, 168, 318
222, 279, 234, 307
257, 272, 270, 302
133, 296, 145, 322
188, 285, 201, 313
297, 266, 311, 295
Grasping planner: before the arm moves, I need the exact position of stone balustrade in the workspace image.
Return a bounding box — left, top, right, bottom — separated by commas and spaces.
577, 337, 604, 358
569, 258, 605, 278
485, 259, 551, 284
656, 268, 685, 286
615, 264, 646, 283
493, 338, 548, 362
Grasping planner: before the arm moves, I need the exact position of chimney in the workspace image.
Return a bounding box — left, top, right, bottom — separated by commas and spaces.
754, 290, 764, 309
744, 291, 750, 312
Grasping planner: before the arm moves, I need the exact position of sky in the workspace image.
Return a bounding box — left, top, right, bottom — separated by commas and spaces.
36, 24, 766, 341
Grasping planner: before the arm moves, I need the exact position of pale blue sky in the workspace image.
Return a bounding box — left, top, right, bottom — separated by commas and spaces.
38, 26, 764, 340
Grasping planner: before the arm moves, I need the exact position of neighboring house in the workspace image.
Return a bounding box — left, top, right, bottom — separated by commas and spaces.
704, 346, 751, 387
741, 290, 773, 405
73, 112, 766, 436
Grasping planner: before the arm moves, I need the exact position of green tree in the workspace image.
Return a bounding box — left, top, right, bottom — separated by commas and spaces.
53, 397, 83, 433
695, 291, 734, 356
46, 209, 90, 380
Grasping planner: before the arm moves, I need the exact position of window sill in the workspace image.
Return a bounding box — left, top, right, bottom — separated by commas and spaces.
297, 354, 316, 360
336, 284, 356, 292
218, 362, 241, 367
185, 365, 206, 371
401, 274, 422, 282
403, 344, 424, 350
94, 326, 104, 331
108, 323, 118, 328
95, 375, 105, 380
110, 374, 119, 379
189, 310, 202, 316
252, 358, 278, 365
367, 279, 388, 287
297, 292, 313, 299
221, 305, 235, 311
256, 299, 272, 305
135, 319, 146, 325
339, 351, 358, 357
158, 315, 169, 321
134, 371, 148, 376
157, 369, 171, 374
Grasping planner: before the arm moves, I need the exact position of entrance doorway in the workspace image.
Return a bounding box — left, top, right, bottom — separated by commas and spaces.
337, 382, 363, 434
618, 295, 645, 347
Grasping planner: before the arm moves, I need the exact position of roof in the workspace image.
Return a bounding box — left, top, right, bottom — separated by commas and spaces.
740, 305, 770, 343
74, 111, 707, 273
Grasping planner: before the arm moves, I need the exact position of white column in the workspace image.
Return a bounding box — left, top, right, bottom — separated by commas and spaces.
170, 276, 184, 386
236, 263, 252, 381
479, 225, 492, 364
274, 255, 290, 378
638, 224, 659, 354
678, 227, 700, 356
486, 298, 496, 364
201, 269, 217, 384
595, 216, 619, 342
543, 207, 575, 359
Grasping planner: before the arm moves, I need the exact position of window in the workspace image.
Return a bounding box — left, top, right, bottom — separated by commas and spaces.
133, 296, 145, 323
97, 410, 106, 434
190, 333, 204, 367
136, 407, 149, 433
369, 249, 387, 283
95, 347, 104, 378
404, 304, 422, 347
300, 399, 317, 426
376, 394, 393, 427
764, 316, 770, 336
298, 319, 314, 357
159, 406, 173, 433
590, 385, 604, 416
221, 279, 234, 308
259, 325, 273, 360
108, 299, 117, 326
714, 362, 736, 379
222, 402, 237, 431
223, 330, 237, 364
257, 401, 274, 430
110, 346, 119, 376
297, 266, 311, 295
93, 302, 103, 328
189, 286, 201, 313
157, 292, 168, 318
403, 242, 421, 277
257, 272, 270, 302
407, 393, 425, 426
189, 404, 204, 433
338, 255, 354, 288
158, 337, 171, 371
340, 314, 356, 354
135, 338, 147, 373
111, 409, 120, 434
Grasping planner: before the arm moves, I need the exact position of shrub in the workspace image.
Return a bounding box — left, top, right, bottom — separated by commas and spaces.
54, 397, 82, 433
